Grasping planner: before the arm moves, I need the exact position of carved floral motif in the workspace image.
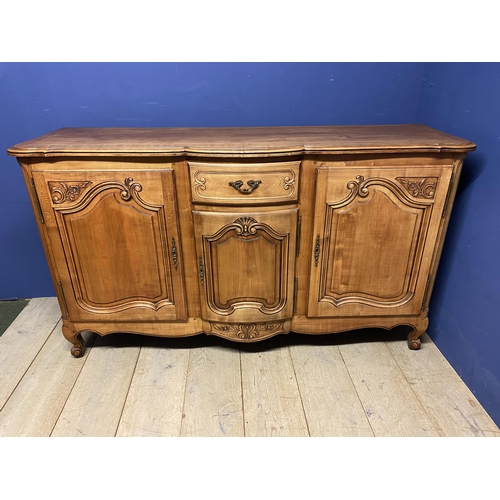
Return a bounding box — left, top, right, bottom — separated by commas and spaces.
339, 175, 437, 206
48, 181, 92, 204
210, 321, 285, 340
396, 177, 438, 199
48, 177, 146, 205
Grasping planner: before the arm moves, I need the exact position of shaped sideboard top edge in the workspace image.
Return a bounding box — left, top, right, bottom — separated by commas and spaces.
7, 124, 476, 158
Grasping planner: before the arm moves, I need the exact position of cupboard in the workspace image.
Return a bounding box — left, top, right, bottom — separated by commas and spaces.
8, 125, 475, 356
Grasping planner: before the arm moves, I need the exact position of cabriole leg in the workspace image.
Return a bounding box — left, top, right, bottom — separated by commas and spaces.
62, 319, 86, 358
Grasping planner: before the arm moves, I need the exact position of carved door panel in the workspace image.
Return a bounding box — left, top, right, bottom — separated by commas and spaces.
33, 169, 187, 322
308, 166, 453, 318
193, 209, 298, 324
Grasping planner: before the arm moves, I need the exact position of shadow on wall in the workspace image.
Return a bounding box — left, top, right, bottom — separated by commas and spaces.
456, 152, 487, 197
427, 151, 486, 342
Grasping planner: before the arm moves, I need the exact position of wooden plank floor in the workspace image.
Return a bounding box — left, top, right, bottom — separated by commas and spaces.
1, 298, 499, 437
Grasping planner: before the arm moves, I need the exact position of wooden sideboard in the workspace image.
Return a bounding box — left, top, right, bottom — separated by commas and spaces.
8, 125, 476, 357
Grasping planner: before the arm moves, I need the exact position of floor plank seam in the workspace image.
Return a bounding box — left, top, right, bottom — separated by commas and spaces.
49, 332, 97, 437
0, 315, 61, 414
114, 336, 145, 437
287, 346, 311, 437
384, 340, 443, 436
239, 350, 246, 437
336, 345, 376, 437
4, 299, 498, 438
178, 347, 193, 437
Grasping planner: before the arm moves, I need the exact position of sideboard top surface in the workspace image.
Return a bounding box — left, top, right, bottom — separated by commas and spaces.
7, 124, 476, 158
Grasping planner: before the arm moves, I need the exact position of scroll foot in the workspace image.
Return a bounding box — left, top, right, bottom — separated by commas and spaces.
407, 313, 429, 351
407, 335, 422, 350
62, 319, 86, 358
70, 334, 85, 358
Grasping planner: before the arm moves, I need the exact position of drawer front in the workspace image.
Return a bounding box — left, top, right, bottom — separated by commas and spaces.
188, 161, 300, 205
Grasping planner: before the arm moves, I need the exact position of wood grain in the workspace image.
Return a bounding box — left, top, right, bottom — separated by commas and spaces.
8, 125, 476, 157
307, 165, 453, 319
181, 345, 244, 437
8, 126, 475, 356
339, 340, 440, 436
0, 323, 94, 437
33, 168, 187, 323
188, 160, 300, 205
0, 299, 498, 437
290, 342, 374, 436
116, 336, 190, 437
388, 334, 500, 436
241, 345, 309, 437
51, 334, 142, 437
0, 298, 62, 410
193, 208, 297, 324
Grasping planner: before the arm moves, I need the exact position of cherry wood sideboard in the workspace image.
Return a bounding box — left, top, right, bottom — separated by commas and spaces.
8, 125, 476, 357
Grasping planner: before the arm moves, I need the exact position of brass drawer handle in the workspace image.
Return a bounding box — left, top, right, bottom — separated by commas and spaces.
229, 179, 261, 194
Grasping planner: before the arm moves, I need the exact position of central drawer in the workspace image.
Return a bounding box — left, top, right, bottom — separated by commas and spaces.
188, 160, 300, 205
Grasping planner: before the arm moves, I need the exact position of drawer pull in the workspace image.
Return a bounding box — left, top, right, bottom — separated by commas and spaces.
229, 179, 261, 194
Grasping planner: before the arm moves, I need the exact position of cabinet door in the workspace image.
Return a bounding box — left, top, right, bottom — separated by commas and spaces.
33, 169, 187, 322
193, 209, 298, 323
308, 166, 453, 317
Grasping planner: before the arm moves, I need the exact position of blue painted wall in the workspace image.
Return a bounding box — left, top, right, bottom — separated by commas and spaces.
1, 62, 424, 299
416, 63, 500, 427
2, 62, 500, 427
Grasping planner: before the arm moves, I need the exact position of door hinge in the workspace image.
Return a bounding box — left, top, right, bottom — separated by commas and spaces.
30, 178, 45, 224
296, 214, 302, 256
199, 257, 205, 286
442, 172, 455, 219
171, 237, 178, 270
422, 274, 431, 310
314, 234, 320, 266
293, 277, 298, 313
57, 280, 69, 317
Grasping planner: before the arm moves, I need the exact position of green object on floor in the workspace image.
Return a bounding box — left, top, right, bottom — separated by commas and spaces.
0, 299, 30, 337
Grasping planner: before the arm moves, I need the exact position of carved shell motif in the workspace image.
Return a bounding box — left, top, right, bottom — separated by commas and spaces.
233, 217, 258, 236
